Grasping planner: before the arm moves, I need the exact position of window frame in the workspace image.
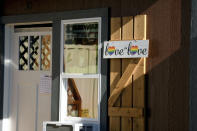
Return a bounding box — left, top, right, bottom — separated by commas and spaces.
59, 18, 102, 123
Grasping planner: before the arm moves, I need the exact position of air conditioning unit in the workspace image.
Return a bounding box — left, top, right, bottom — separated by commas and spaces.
43, 121, 99, 131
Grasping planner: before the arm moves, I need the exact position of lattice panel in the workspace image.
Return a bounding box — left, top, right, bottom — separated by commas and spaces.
41, 35, 51, 71
19, 36, 29, 70
30, 36, 40, 70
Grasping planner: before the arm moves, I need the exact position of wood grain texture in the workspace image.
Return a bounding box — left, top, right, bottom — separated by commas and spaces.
110, 17, 121, 131
122, 17, 134, 40
111, 17, 121, 41
108, 58, 144, 107
133, 62, 145, 131
121, 16, 134, 131
134, 15, 146, 40
109, 107, 143, 117
108, 63, 134, 107
133, 15, 146, 131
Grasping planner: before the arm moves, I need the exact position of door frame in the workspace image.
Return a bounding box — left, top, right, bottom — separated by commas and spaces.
0, 8, 109, 131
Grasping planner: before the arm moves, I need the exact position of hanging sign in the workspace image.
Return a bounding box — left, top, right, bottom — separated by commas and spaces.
103, 40, 149, 58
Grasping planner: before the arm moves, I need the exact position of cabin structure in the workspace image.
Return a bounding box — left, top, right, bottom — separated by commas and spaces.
0, 0, 196, 131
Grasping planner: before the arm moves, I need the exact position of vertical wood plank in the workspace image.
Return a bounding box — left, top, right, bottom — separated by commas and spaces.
133, 60, 145, 131
121, 16, 134, 131
133, 15, 146, 131
134, 15, 146, 40
110, 17, 121, 131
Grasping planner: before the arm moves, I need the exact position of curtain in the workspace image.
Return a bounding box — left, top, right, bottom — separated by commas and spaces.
64, 45, 97, 74
74, 78, 98, 119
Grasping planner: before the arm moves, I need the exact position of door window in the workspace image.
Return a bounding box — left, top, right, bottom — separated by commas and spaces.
18, 33, 52, 71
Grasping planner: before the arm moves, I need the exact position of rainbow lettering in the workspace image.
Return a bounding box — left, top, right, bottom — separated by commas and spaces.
130, 46, 138, 55
108, 46, 115, 55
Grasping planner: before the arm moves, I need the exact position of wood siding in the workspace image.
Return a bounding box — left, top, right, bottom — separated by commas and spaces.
1, 0, 190, 131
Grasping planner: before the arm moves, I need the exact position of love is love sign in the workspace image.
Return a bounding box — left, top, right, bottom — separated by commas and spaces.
103, 40, 149, 58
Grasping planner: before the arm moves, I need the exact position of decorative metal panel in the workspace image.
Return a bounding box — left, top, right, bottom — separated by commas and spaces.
19, 36, 29, 70
30, 36, 40, 70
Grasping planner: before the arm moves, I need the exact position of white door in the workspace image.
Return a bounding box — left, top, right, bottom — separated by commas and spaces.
4, 26, 52, 131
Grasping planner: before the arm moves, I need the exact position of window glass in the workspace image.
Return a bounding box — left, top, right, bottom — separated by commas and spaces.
64, 22, 98, 74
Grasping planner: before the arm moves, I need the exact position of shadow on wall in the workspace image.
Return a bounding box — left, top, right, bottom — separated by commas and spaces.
107, 0, 190, 131
145, 46, 189, 131
106, 43, 189, 131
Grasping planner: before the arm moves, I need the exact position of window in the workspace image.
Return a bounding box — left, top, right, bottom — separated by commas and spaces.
18, 33, 52, 71
60, 18, 101, 122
